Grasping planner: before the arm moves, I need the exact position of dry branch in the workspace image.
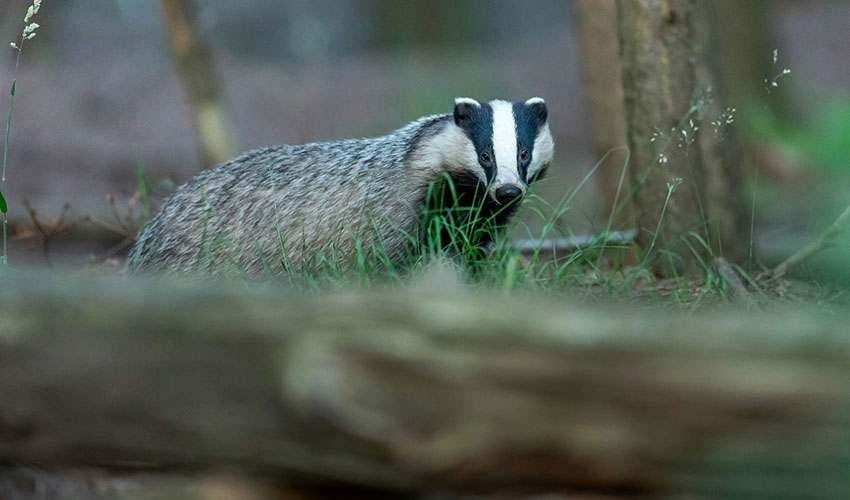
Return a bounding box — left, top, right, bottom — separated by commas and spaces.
512, 230, 637, 255
768, 201, 850, 279
0, 271, 849, 498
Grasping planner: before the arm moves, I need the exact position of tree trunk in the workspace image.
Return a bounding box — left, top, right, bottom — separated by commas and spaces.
616, 0, 745, 275
573, 0, 632, 229
160, 0, 237, 169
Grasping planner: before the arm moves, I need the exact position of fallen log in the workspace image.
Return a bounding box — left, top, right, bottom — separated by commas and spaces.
0, 269, 848, 498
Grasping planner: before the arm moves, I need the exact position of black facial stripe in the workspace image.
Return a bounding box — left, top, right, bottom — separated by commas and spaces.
454, 102, 495, 183
513, 101, 547, 183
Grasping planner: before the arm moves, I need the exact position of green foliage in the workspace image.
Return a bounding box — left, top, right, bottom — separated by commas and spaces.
135, 158, 151, 223
805, 99, 850, 174
0, 190, 6, 214
746, 96, 850, 176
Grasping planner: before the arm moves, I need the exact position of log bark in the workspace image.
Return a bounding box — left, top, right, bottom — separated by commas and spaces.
160, 0, 236, 169
616, 0, 745, 275
0, 271, 849, 498
0, 468, 291, 500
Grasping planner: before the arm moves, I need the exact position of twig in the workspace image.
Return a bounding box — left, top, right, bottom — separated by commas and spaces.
512, 229, 637, 255
768, 201, 850, 279
18, 199, 73, 264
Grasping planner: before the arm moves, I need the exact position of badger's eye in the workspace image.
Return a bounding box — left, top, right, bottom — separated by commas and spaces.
520, 149, 530, 161
480, 152, 491, 163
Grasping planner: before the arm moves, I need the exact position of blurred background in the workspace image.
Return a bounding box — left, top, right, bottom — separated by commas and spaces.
1, 0, 849, 280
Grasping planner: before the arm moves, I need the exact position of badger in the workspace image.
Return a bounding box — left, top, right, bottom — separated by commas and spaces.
127, 97, 554, 276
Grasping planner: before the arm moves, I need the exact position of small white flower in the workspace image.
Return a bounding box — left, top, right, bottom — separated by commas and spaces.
22, 1, 42, 35
765, 51, 791, 93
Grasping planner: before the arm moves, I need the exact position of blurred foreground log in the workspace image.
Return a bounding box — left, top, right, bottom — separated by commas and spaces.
0, 270, 849, 499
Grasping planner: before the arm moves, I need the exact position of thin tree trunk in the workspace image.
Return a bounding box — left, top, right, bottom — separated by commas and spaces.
616, 0, 744, 275
573, 0, 631, 229
160, 0, 237, 169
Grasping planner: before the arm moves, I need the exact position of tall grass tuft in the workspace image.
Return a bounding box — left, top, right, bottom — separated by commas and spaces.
2, 0, 43, 267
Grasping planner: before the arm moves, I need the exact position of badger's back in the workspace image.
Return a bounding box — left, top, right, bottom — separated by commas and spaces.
128, 115, 452, 276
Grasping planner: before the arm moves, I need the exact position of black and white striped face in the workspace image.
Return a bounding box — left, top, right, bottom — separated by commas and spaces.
453, 97, 554, 205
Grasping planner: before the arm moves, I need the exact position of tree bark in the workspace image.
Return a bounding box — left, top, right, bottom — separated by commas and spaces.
616, 0, 745, 275
573, 0, 631, 229
160, 0, 236, 169
0, 271, 849, 498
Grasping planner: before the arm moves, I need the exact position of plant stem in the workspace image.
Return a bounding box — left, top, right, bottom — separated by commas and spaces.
2, 36, 25, 267
645, 182, 677, 261
748, 157, 760, 272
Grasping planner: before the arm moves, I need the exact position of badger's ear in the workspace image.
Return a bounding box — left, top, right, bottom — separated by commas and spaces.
525, 97, 548, 125
453, 97, 480, 126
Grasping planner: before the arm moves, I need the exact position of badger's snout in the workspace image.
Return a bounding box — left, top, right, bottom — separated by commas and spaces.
493, 184, 524, 205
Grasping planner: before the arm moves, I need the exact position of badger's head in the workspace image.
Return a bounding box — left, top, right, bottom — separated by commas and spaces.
452, 97, 554, 207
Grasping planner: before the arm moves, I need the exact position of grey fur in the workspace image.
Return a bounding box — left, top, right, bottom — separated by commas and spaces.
127, 100, 554, 276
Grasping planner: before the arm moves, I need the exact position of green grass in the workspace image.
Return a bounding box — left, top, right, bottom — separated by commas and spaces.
233, 95, 832, 308
166, 165, 761, 311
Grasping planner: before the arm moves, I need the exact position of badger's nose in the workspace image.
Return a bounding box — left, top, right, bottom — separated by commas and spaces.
494, 185, 524, 205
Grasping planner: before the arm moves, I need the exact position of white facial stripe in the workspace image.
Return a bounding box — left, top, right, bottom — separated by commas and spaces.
528, 123, 555, 179
490, 100, 520, 186
525, 97, 545, 106
413, 121, 484, 182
